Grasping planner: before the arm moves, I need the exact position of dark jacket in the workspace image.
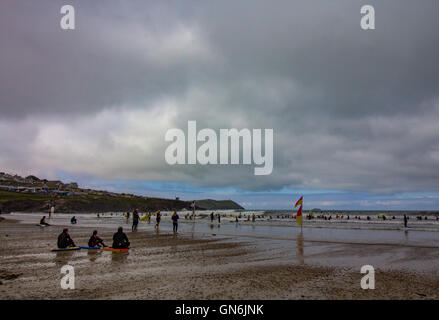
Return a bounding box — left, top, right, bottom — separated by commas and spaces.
112, 231, 130, 249
57, 231, 76, 248
88, 235, 104, 247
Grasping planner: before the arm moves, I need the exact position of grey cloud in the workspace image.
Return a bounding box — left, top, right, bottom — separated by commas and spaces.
1, 0, 439, 195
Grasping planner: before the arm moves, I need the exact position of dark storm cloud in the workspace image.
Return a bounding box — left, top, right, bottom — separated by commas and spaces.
1, 0, 439, 195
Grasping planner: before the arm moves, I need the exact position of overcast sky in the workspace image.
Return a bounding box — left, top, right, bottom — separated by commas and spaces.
1, 0, 439, 209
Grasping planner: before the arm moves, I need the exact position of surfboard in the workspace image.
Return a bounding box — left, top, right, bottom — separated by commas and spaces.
79, 246, 102, 250
103, 247, 129, 253
36, 224, 47, 227
50, 247, 81, 252
140, 214, 149, 221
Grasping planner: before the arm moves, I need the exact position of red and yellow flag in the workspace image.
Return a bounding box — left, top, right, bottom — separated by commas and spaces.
294, 196, 303, 208
295, 196, 303, 227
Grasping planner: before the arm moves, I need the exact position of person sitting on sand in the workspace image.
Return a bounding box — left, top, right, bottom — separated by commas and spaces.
112, 227, 130, 249
71, 216, 77, 224
88, 230, 106, 247
40, 216, 50, 226
57, 228, 76, 248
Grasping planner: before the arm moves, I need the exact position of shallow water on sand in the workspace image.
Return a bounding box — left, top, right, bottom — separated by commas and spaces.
11, 212, 439, 247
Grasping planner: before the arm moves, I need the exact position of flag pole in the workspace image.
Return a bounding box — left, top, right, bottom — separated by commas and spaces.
294, 196, 303, 230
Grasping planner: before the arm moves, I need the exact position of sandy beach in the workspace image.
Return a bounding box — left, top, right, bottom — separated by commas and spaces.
1, 215, 439, 300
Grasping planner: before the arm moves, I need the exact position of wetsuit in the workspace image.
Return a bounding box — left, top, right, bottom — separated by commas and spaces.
57, 231, 76, 248
40, 217, 50, 226
112, 231, 130, 249
132, 212, 139, 231
172, 214, 179, 232
88, 234, 105, 247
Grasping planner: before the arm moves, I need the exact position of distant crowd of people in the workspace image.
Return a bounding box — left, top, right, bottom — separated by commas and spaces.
35, 206, 439, 250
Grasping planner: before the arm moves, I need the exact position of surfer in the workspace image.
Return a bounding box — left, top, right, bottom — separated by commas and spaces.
132, 209, 139, 232
57, 228, 76, 248
88, 230, 106, 247
71, 216, 77, 224
172, 211, 180, 233
404, 214, 408, 228
155, 211, 161, 229
218, 214, 221, 223
112, 227, 130, 249
40, 216, 50, 226
210, 212, 214, 222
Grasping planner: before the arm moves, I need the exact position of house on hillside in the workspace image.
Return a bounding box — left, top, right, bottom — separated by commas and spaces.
65, 182, 78, 190
25, 175, 41, 184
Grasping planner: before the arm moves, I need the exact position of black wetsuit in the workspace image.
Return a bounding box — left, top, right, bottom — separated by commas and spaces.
112, 231, 130, 249
132, 212, 139, 231
172, 214, 179, 232
88, 235, 105, 247
40, 218, 50, 226
57, 231, 76, 248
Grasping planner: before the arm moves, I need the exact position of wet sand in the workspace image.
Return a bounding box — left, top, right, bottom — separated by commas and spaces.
0, 217, 438, 299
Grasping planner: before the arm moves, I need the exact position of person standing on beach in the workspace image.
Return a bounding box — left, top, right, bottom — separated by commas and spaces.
155, 211, 161, 229
172, 211, 179, 233
210, 212, 214, 223
404, 214, 408, 228
132, 209, 139, 232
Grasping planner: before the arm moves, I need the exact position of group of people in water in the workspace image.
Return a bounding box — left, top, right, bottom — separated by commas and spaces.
124, 209, 180, 234
56, 227, 130, 249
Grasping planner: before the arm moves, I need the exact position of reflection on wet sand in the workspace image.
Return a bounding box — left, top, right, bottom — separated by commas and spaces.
110, 251, 129, 264
87, 249, 102, 262
296, 232, 304, 265
54, 251, 74, 268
